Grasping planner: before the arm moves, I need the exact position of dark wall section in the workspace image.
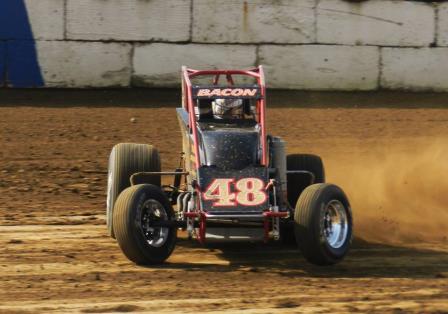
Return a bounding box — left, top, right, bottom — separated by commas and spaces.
0, 0, 44, 87
0, 43, 5, 86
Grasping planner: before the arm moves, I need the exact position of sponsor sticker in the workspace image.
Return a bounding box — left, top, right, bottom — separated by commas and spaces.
193, 87, 261, 98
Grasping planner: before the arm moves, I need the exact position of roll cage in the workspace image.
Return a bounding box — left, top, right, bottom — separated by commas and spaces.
181, 66, 268, 169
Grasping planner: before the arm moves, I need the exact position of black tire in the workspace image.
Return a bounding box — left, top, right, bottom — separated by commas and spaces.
113, 184, 177, 265
281, 154, 325, 244
107, 143, 161, 238
287, 154, 325, 207
294, 183, 352, 266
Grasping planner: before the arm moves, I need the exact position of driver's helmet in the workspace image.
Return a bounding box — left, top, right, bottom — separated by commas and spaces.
212, 99, 243, 119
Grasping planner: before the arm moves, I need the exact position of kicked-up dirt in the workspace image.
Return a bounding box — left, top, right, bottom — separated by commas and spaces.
0, 91, 447, 313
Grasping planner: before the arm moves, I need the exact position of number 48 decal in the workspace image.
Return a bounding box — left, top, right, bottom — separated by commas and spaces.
203, 178, 267, 207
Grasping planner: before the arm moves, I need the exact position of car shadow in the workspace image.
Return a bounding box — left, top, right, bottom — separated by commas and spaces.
157, 237, 448, 280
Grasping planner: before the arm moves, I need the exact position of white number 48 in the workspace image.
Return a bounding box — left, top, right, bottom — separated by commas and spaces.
203, 178, 267, 207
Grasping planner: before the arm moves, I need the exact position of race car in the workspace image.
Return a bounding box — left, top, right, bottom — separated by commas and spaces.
106, 66, 353, 266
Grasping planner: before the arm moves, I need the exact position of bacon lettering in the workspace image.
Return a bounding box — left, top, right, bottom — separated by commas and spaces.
196, 88, 258, 97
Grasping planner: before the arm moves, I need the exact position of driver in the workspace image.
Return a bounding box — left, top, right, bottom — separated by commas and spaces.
211, 98, 243, 119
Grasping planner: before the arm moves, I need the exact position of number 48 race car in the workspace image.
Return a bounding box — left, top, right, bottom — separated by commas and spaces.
106, 66, 353, 266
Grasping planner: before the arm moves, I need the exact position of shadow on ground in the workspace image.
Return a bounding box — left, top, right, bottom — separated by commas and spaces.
153, 237, 448, 280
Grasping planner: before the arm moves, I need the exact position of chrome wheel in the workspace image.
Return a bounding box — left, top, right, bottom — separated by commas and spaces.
141, 199, 169, 248
322, 200, 348, 249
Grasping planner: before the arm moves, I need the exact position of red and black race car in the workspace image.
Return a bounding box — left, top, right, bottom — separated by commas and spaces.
106, 66, 353, 266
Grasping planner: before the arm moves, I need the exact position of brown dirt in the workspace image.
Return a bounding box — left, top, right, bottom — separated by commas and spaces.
1, 103, 448, 313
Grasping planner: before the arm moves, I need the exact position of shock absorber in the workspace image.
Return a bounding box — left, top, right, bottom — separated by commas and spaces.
186, 193, 195, 236
176, 192, 190, 221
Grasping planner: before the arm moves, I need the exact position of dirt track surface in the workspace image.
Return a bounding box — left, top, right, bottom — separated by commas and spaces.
1, 102, 448, 313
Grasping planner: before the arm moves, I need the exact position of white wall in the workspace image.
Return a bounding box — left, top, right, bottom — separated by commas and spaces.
1, 0, 447, 90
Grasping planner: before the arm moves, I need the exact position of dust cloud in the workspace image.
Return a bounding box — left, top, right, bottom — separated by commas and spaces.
326, 138, 448, 244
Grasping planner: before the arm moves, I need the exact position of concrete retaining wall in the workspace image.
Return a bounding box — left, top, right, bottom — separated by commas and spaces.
1, 0, 448, 90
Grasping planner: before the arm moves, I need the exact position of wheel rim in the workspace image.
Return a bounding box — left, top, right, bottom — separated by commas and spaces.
322, 200, 349, 249
141, 199, 169, 248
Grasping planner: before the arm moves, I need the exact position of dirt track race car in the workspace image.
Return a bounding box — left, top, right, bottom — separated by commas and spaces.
106, 66, 353, 266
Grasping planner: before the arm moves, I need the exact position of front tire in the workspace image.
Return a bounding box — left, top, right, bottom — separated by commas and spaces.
294, 183, 352, 265
113, 184, 177, 265
107, 143, 161, 238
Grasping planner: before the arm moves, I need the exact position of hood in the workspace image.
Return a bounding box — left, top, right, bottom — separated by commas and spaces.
198, 126, 260, 170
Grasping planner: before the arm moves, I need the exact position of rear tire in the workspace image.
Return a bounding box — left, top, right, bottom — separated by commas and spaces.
107, 143, 161, 238
294, 183, 352, 266
113, 184, 177, 265
282, 154, 325, 244
287, 154, 325, 207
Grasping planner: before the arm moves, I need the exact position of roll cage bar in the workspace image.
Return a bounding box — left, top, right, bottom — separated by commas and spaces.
181, 66, 268, 169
